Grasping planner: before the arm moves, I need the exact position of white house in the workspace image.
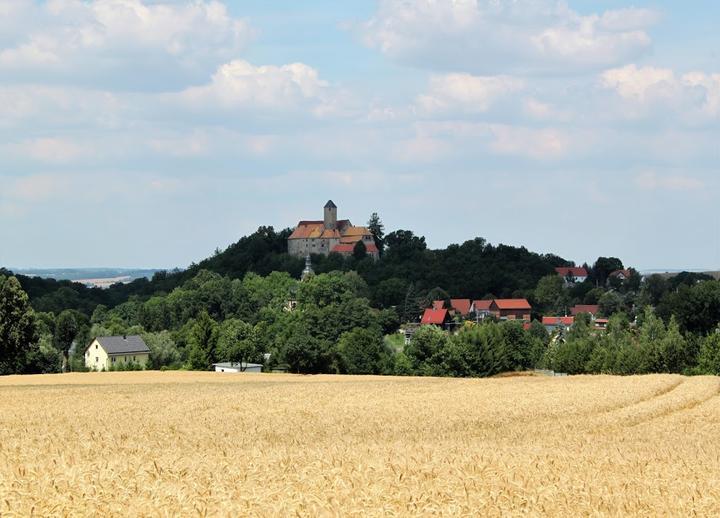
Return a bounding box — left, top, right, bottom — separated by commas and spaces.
85, 335, 150, 371
213, 362, 263, 373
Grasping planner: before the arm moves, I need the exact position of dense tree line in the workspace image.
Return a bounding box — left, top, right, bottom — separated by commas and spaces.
3, 213, 720, 378
4, 222, 571, 318
2, 264, 720, 377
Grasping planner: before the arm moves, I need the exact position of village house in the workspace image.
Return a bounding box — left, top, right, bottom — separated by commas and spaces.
420, 308, 451, 328
609, 269, 633, 283
287, 200, 379, 260
555, 266, 588, 285
85, 335, 150, 371
432, 299, 472, 316
489, 299, 532, 321
571, 304, 601, 318
542, 316, 575, 333
471, 300, 494, 320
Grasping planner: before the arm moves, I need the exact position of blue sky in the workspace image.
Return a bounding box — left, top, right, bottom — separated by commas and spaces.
1, 0, 718, 271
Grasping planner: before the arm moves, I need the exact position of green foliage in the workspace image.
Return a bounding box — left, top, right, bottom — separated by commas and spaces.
0, 276, 40, 375
404, 326, 450, 376
338, 328, 388, 375
353, 240, 367, 260
598, 291, 623, 317
143, 331, 182, 370
367, 212, 385, 255
698, 332, 720, 375
591, 257, 624, 286
186, 311, 219, 370
216, 319, 264, 368
534, 275, 567, 315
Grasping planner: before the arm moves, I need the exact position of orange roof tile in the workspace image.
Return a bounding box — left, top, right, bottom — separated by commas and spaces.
542, 316, 574, 325
450, 299, 471, 315
421, 308, 449, 325
472, 300, 493, 311
571, 305, 600, 316
555, 267, 588, 278
492, 299, 532, 310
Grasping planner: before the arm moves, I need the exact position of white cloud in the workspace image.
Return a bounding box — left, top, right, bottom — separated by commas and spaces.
636, 171, 704, 191
0, 0, 254, 88
601, 65, 720, 121
488, 125, 570, 159
360, 0, 658, 75
416, 73, 524, 114
175, 60, 333, 115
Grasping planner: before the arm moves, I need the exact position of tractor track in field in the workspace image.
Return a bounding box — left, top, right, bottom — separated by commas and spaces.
624, 380, 720, 428
592, 377, 686, 417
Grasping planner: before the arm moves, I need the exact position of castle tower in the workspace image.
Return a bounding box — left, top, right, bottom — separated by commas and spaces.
323, 200, 337, 230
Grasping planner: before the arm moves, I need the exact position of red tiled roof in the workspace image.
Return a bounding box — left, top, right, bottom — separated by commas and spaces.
609, 269, 632, 278
432, 299, 472, 315
450, 299, 471, 315
331, 244, 355, 254
492, 299, 532, 310
523, 323, 532, 331
472, 300, 493, 311
542, 316, 575, 326
289, 219, 351, 240
421, 308, 449, 325
555, 267, 588, 277
571, 305, 600, 316
331, 242, 380, 255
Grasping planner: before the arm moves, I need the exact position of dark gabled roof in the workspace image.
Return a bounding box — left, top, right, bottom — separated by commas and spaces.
324, 200, 337, 209
89, 335, 150, 355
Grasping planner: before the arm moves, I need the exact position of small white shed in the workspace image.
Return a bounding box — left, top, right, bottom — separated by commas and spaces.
213, 362, 263, 373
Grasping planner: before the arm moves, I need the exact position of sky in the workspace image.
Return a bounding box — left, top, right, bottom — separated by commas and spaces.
1, 0, 719, 271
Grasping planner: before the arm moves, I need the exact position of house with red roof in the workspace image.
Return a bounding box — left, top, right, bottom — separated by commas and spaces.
555, 266, 588, 284
470, 299, 494, 320
542, 316, 575, 333
420, 308, 450, 327
489, 299, 532, 321
432, 299, 472, 317
608, 269, 633, 283
570, 304, 600, 318
287, 200, 379, 260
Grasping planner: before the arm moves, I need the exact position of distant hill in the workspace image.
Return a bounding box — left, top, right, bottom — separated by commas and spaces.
14, 268, 163, 283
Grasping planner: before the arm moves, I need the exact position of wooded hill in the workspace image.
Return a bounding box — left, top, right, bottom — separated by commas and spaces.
4, 225, 573, 317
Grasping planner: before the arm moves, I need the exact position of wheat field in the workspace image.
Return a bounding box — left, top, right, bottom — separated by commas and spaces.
1, 372, 719, 516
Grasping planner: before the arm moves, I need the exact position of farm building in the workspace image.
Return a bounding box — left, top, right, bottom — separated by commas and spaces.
85, 335, 150, 371
213, 362, 263, 373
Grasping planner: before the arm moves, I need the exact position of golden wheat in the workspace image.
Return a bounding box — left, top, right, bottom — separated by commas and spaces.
0, 371, 719, 516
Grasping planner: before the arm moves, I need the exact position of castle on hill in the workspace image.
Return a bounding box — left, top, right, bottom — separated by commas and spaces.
287, 200, 379, 260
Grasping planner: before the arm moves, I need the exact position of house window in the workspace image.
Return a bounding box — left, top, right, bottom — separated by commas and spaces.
95, 357, 98, 363
133, 356, 136, 361
95, 344, 98, 349
112, 357, 116, 363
